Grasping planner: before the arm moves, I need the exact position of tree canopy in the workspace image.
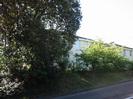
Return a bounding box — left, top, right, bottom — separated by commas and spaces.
0, 0, 82, 84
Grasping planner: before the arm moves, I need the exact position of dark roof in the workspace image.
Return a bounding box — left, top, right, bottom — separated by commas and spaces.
115, 43, 133, 49
77, 36, 93, 41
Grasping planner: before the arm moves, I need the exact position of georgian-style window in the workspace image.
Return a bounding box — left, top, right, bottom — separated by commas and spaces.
130, 50, 132, 56
123, 49, 126, 56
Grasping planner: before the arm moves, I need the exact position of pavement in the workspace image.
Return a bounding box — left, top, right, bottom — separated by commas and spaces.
52, 81, 133, 99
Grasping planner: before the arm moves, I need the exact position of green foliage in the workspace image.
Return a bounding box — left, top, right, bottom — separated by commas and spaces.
0, 46, 24, 97
79, 40, 129, 72
68, 54, 90, 72
0, 77, 23, 97
6, 45, 33, 79
0, 46, 6, 73
1, 0, 81, 87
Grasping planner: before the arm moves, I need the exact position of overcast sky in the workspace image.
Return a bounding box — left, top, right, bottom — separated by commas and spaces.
77, 0, 133, 47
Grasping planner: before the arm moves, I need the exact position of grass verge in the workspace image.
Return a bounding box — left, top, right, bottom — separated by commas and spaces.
57, 71, 133, 95
9, 71, 133, 99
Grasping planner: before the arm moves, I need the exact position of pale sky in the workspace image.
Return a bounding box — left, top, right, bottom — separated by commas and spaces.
77, 0, 133, 48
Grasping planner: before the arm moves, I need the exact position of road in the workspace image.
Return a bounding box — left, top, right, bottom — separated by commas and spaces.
53, 81, 133, 99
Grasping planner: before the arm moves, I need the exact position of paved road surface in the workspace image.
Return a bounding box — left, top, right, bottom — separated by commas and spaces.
53, 81, 133, 99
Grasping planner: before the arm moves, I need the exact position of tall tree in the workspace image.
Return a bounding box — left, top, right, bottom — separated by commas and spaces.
0, 0, 82, 83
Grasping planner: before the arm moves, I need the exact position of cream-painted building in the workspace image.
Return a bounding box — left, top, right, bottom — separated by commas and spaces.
122, 47, 133, 61
69, 36, 133, 62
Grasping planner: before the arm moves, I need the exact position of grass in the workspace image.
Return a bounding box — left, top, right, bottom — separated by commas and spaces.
57, 71, 133, 95
9, 71, 133, 99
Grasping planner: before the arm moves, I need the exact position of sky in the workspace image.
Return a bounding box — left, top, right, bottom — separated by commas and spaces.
77, 0, 133, 48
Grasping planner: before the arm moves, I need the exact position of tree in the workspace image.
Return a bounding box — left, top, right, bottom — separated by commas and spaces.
0, 46, 6, 73
79, 40, 128, 72
0, 0, 82, 84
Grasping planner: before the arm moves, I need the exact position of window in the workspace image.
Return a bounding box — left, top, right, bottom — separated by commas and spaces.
123, 49, 126, 56
130, 50, 132, 56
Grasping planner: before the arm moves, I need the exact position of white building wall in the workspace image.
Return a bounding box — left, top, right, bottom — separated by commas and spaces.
69, 38, 91, 62
123, 48, 133, 61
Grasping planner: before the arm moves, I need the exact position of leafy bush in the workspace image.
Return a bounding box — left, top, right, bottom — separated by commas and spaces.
0, 46, 6, 74
0, 77, 23, 97
70, 54, 90, 72
0, 46, 23, 97
78, 40, 130, 72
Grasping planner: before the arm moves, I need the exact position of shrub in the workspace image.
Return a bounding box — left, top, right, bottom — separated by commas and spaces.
0, 77, 23, 97
78, 40, 129, 72
0, 46, 6, 74
0, 46, 23, 97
